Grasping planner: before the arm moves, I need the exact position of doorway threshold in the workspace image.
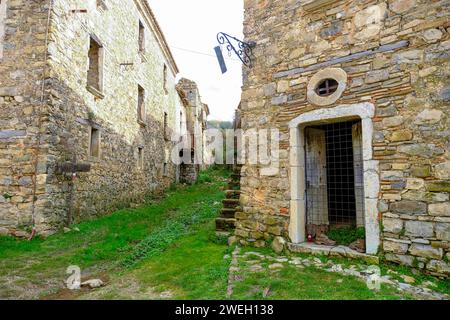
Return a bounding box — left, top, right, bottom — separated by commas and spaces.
288, 242, 379, 265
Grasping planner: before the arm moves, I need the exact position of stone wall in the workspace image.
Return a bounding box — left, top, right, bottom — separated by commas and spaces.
177, 78, 210, 173
0, 0, 184, 236
0, 0, 7, 59
238, 0, 449, 276
0, 0, 50, 237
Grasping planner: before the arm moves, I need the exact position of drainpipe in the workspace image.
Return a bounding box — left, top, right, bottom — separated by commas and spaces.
29, 0, 54, 240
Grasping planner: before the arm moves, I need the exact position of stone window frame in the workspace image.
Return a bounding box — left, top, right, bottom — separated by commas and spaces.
138, 20, 146, 55
88, 125, 102, 161
163, 111, 169, 141
307, 68, 347, 107
288, 102, 380, 254
163, 162, 169, 177
86, 34, 105, 99
137, 146, 144, 170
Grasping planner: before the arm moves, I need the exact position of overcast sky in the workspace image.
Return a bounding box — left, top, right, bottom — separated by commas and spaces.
148, 0, 244, 121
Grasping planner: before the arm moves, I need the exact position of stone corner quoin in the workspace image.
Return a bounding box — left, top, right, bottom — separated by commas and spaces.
237, 0, 450, 278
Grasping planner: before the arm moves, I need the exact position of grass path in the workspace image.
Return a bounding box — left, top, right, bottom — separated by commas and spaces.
0, 167, 230, 299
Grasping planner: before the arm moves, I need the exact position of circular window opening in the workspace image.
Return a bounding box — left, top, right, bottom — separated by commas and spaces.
315, 78, 339, 97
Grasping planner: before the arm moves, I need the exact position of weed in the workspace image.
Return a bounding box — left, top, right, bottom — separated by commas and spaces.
326, 226, 365, 246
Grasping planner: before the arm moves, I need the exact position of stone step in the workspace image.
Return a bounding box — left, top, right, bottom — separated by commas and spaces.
225, 190, 241, 198
215, 217, 236, 231
228, 183, 240, 191
220, 208, 236, 218
230, 173, 241, 180
222, 198, 240, 208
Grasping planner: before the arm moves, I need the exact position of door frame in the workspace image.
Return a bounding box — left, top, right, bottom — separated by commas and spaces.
288, 103, 380, 254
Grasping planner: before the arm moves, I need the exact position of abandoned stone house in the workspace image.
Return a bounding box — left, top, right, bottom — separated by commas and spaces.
176, 78, 211, 183
237, 0, 449, 276
0, 0, 208, 237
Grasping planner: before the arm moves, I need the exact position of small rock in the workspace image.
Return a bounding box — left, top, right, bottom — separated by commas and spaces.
223, 254, 231, 260
328, 264, 343, 273
315, 233, 336, 246
249, 265, 264, 273
268, 263, 283, 270
262, 286, 271, 298
63, 227, 71, 233
229, 266, 239, 273
289, 258, 302, 265
244, 251, 263, 258
400, 275, 416, 284
228, 236, 237, 246
380, 276, 395, 285
313, 258, 322, 265
336, 279, 343, 284
387, 269, 398, 274
422, 28, 443, 43
81, 279, 104, 289
423, 281, 437, 288
349, 239, 365, 253
159, 291, 173, 298
398, 283, 413, 291
271, 236, 286, 254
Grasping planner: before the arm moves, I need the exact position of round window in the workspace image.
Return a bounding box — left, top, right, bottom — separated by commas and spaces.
315, 78, 339, 97
307, 68, 348, 106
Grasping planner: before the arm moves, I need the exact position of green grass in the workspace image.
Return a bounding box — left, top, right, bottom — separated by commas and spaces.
1, 165, 448, 300
129, 223, 232, 299
326, 227, 365, 246
122, 191, 226, 268
231, 262, 414, 300
0, 166, 230, 299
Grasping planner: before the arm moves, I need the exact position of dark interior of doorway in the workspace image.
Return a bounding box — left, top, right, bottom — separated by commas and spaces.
305, 119, 363, 237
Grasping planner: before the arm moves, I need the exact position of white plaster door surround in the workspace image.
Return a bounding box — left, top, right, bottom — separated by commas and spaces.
288, 103, 380, 254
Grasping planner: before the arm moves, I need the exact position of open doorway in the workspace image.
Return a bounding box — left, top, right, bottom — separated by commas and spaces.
305, 120, 365, 244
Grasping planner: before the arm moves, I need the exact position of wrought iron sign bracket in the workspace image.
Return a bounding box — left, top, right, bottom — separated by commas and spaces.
216, 32, 255, 69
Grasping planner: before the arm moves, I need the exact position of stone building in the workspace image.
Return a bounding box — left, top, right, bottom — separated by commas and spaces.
177, 78, 211, 183
237, 0, 449, 276
0, 0, 192, 236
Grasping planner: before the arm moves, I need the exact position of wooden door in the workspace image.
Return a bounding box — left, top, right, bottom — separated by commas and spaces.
305, 128, 329, 236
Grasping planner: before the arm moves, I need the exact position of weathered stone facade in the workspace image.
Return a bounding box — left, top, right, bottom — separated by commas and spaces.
177, 78, 210, 184
237, 0, 450, 277
0, 0, 194, 236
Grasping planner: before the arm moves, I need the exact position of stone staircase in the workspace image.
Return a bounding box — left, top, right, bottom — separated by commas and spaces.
216, 166, 241, 237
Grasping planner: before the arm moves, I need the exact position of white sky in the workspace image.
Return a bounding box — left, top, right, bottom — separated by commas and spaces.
148, 0, 244, 121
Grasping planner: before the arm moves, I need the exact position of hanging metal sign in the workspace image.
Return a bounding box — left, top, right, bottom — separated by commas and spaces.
215, 32, 255, 74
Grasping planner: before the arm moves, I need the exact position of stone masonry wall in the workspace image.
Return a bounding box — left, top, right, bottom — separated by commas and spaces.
238, 0, 450, 276
0, 0, 183, 236
0, 0, 50, 237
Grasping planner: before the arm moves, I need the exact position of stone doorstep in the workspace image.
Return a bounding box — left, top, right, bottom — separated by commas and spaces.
288, 242, 380, 265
